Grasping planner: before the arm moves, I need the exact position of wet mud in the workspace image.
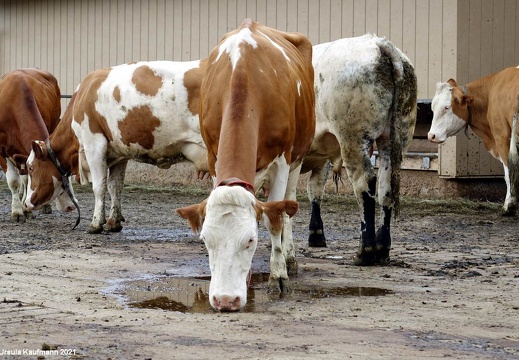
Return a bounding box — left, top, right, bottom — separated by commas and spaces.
0, 183, 518, 359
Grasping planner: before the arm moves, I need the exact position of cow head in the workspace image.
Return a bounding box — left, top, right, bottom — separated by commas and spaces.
176, 185, 298, 312
24, 140, 77, 213
428, 79, 474, 143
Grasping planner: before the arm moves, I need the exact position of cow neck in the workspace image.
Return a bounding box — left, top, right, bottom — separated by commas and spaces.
461, 85, 473, 127
215, 108, 259, 188
45, 138, 70, 177
47, 120, 79, 177
45, 135, 81, 230
461, 81, 492, 145
217, 177, 255, 193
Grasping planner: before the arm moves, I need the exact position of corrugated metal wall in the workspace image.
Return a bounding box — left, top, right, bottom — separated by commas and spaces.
0, 0, 458, 101
1, 0, 518, 178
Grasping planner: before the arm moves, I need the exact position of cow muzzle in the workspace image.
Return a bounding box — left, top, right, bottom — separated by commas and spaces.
427, 132, 445, 143
211, 295, 242, 312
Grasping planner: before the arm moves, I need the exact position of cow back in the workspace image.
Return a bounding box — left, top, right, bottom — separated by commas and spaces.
0, 68, 61, 157
200, 19, 315, 183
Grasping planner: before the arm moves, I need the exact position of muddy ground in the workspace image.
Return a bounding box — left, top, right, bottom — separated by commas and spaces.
0, 180, 518, 360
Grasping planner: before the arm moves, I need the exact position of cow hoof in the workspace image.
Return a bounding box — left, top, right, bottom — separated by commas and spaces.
353, 248, 376, 266
501, 207, 517, 217
87, 225, 104, 234
374, 247, 391, 265
308, 232, 326, 247
375, 226, 391, 264
104, 221, 123, 232
10, 212, 27, 223
41, 204, 52, 214
268, 276, 289, 294
286, 257, 298, 276
24, 210, 35, 220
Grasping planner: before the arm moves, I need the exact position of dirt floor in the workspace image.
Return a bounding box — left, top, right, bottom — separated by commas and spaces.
0, 180, 518, 360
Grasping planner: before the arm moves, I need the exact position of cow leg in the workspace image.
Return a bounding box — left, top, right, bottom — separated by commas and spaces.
354, 176, 377, 266
281, 164, 302, 276
374, 138, 393, 264
343, 145, 377, 266
307, 165, 327, 247
84, 140, 108, 234
264, 161, 291, 293
5, 159, 28, 222
105, 161, 127, 232
502, 166, 517, 216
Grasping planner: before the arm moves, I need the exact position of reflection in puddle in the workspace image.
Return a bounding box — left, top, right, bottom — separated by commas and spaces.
122, 273, 392, 313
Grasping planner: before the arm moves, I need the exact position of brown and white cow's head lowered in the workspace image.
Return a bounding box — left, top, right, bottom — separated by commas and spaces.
428, 79, 474, 143
177, 185, 298, 312
24, 140, 78, 213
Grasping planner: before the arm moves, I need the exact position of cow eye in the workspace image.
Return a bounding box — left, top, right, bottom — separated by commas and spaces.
444, 105, 450, 111
246, 238, 255, 249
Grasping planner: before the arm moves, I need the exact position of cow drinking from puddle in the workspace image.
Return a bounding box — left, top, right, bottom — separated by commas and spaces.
428, 67, 519, 215
177, 19, 315, 311
22, 60, 208, 233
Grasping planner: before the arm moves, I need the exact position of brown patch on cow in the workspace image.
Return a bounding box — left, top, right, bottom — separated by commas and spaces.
72, 70, 114, 142
132, 65, 163, 97
113, 86, 121, 103
118, 105, 160, 149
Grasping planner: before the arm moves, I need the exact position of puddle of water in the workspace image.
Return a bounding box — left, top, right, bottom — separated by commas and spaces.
121, 273, 392, 313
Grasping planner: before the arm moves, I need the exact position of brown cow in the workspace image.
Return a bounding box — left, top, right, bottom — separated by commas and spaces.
176, 19, 315, 311
0, 68, 66, 222
428, 66, 519, 215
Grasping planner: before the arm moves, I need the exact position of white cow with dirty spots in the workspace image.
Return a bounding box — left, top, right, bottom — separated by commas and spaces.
301, 34, 417, 265
22, 60, 208, 233
428, 66, 519, 215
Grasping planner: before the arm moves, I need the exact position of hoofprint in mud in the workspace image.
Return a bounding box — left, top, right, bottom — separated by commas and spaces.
0, 184, 518, 359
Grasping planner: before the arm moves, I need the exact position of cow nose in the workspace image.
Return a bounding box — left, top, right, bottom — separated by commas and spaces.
212, 295, 241, 312
65, 204, 76, 212
427, 132, 436, 141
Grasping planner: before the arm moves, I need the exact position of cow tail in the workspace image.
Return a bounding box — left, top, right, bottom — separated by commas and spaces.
508, 91, 519, 201
376, 37, 418, 218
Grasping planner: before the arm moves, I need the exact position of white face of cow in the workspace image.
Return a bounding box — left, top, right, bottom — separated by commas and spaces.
428, 82, 467, 143
25, 148, 77, 213
200, 186, 258, 311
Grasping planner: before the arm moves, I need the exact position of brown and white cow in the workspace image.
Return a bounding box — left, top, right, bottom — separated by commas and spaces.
23, 60, 208, 233
428, 66, 519, 215
0, 68, 70, 222
301, 35, 417, 265
176, 19, 315, 311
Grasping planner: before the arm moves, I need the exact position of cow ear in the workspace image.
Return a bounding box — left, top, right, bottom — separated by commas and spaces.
12, 154, 28, 175
32, 140, 47, 160
256, 200, 299, 232
447, 78, 458, 87
176, 200, 207, 233
463, 95, 474, 107
12, 154, 27, 165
